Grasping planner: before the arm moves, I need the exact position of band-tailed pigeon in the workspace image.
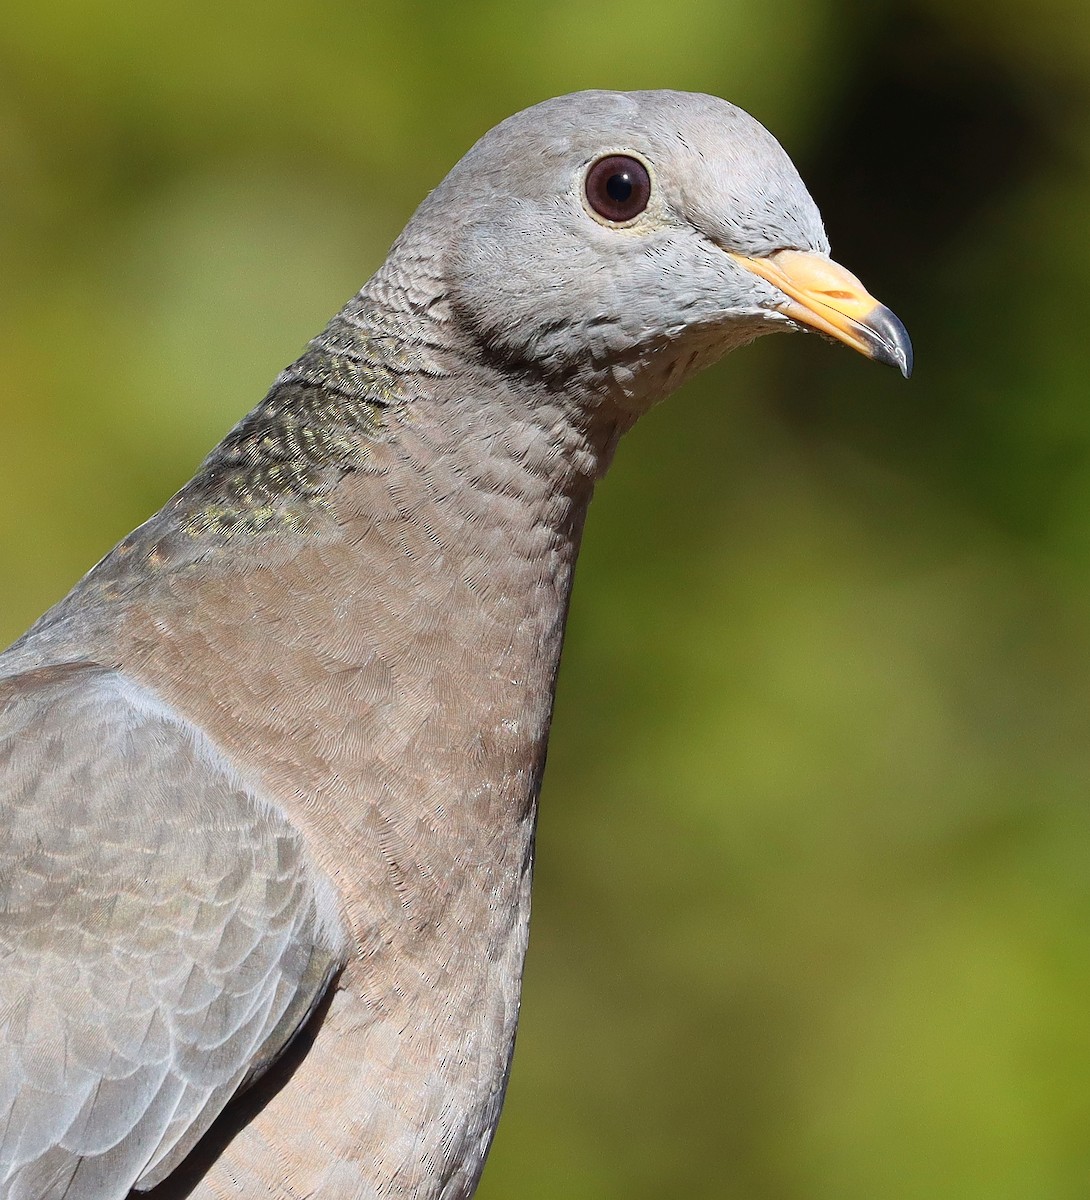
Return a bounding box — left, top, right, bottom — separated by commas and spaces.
0, 90, 910, 1199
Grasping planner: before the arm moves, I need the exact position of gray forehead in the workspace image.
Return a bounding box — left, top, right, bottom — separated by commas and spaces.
436, 89, 828, 257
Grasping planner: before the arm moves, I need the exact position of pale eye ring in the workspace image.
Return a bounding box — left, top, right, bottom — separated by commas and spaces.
584, 155, 651, 223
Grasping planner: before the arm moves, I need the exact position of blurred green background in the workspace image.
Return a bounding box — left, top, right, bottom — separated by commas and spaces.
3, 1, 1090, 1196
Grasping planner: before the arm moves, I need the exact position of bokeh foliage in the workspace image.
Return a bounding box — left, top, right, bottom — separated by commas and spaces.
3, 1, 1090, 1196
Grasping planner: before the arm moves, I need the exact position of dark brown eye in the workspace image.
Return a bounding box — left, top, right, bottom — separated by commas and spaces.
584, 155, 651, 223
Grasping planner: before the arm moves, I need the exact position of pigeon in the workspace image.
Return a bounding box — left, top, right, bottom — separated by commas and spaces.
0, 90, 911, 1200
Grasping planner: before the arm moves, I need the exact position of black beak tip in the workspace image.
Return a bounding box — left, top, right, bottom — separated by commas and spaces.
894, 334, 914, 380
867, 304, 913, 379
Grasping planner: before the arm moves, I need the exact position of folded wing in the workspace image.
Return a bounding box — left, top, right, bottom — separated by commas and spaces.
0, 662, 348, 1199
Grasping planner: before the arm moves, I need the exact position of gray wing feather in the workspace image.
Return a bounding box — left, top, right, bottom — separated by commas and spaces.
0, 663, 348, 1199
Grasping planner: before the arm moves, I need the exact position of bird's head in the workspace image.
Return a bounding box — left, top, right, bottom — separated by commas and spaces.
396, 89, 911, 418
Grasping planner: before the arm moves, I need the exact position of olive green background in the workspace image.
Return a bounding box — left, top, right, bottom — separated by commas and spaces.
3, 2, 1090, 1196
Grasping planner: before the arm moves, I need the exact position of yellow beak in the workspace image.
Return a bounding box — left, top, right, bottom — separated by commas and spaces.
729, 249, 913, 378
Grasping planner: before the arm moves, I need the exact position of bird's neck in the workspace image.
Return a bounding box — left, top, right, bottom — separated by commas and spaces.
157, 246, 629, 550
42, 264, 628, 921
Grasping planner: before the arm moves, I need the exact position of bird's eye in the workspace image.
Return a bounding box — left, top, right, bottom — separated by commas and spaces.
584, 155, 651, 223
